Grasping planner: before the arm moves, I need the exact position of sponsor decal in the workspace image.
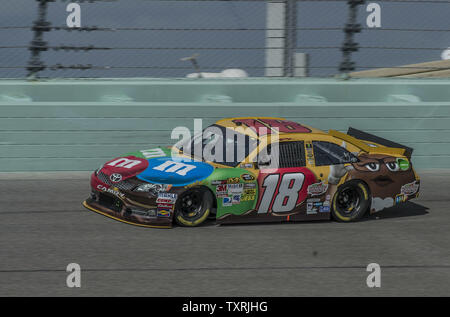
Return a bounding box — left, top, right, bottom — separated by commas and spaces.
101, 156, 149, 181
241, 195, 255, 202
137, 157, 214, 186
319, 206, 330, 213
216, 184, 228, 196
240, 163, 253, 169
107, 157, 143, 169
241, 174, 255, 182
232, 118, 311, 135
156, 198, 175, 204
244, 188, 256, 196
305, 143, 314, 165
211, 180, 227, 185
228, 183, 244, 194
395, 194, 406, 205
109, 173, 122, 183
397, 158, 410, 171
232, 194, 241, 204
306, 202, 317, 215
96, 185, 125, 199
244, 183, 256, 189
156, 192, 178, 204
227, 177, 240, 184
157, 209, 171, 217
153, 160, 197, 176
223, 197, 232, 207
401, 181, 419, 196
157, 203, 175, 211
307, 181, 328, 196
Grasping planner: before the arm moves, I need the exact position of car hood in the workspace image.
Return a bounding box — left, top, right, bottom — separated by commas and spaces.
136, 156, 214, 186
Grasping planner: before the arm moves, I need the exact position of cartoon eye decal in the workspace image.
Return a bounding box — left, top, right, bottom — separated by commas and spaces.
386, 161, 400, 172
365, 162, 380, 172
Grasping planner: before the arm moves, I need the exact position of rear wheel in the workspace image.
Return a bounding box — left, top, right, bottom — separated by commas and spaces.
174, 187, 213, 227
331, 180, 370, 222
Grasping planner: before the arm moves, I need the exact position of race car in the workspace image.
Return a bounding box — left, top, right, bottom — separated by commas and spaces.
82, 117, 420, 228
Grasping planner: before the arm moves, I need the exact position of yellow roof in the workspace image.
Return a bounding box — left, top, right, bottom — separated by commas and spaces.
215, 117, 407, 157
215, 117, 326, 140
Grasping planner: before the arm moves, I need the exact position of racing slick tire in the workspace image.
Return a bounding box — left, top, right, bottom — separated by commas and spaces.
331, 180, 370, 222
174, 187, 213, 227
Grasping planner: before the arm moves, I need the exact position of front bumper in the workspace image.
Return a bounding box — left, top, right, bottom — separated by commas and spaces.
83, 172, 174, 228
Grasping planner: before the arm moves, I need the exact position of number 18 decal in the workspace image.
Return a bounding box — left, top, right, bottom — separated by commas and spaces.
257, 173, 305, 214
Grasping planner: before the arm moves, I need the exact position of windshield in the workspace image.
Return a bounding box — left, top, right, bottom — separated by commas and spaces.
176, 124, 258, 167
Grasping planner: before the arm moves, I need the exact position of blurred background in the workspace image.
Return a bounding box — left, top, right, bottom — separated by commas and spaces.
0, 0, 449, 78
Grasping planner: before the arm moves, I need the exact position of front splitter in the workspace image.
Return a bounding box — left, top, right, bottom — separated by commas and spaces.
82, 200, 172, 229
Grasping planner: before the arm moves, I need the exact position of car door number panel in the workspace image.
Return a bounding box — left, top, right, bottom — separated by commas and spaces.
256, 167, 317, 214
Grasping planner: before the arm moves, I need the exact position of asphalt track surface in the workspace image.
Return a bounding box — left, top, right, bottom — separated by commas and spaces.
0, 170, 449, 297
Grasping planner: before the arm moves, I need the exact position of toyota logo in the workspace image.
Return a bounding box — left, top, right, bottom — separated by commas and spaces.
110, 173, 122, 183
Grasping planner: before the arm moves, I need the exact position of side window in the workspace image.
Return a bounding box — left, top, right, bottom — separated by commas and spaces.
313, 141, 358, 166
278, 141, 306, 168
258, 141, 306, 169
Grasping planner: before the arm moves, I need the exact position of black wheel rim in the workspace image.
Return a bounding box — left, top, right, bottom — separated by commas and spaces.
336, 187, 361, 216
179, 190, 203, 218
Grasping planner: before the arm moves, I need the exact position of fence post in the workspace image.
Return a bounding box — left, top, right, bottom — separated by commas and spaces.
284, 0, 297, 77
27, 0, 54, 78
339, 0, 364, 79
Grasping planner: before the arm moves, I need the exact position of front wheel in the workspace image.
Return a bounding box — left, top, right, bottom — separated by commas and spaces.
174, 187, 213, 227
331, 180, 370, 222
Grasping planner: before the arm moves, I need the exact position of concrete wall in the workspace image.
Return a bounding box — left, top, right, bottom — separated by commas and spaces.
1, 78, 449, 171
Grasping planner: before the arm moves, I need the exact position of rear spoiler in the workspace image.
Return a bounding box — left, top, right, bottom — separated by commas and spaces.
329, 127, 413, 159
